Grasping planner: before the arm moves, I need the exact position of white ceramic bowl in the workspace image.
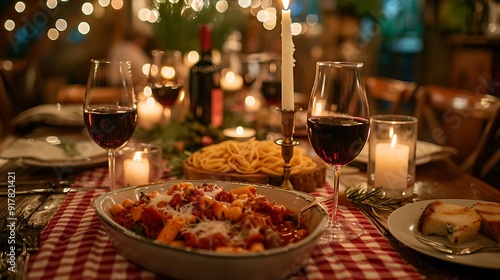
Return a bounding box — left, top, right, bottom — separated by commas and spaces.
94, 180, 328, 280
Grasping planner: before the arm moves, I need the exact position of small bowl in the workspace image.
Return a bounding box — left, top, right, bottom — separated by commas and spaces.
94, 180, 328, 280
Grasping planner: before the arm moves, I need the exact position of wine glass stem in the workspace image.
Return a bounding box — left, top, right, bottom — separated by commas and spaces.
108, 149, 116, 191
330, 165, 341, 222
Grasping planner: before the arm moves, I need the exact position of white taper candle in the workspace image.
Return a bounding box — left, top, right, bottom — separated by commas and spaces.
281, 0, 295, 111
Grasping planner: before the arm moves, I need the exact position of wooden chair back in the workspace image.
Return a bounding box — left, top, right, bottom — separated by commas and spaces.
0, 73, 13, 137
414, 85, 500, 173
365, 76, 416, 115
0, 59, 44, 116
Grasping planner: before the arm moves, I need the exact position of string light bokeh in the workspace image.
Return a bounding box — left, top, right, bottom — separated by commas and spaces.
2, 0, 319, 44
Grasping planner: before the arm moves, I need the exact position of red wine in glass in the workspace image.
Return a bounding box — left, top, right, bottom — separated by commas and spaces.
307, 116, 369, 166
261, 80, 281, 106
84, 106, 138, 149
307, 61, 369, 243
151, 83, 182, 107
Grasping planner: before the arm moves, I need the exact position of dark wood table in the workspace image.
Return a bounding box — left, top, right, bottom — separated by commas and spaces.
1, 132, 499, 279
366, 159, 500, 280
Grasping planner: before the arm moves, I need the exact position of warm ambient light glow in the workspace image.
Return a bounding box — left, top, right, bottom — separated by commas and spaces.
374, 132, 409, 190
223, 126, 256, 139
47, 28, 59, 40
161, 66, 176, 79
138, 8, 151, 21
282, 0, 290, 10
191, 0, 203, 12
78, 22, 90, 34
46, 0, 58, 9
390, 134, 398, 149
7, 0, 320, 45
98, 0, 110, 7
14, 1, 26, 13
244, 94, 261, 112
124, 151, 150, 186
111, 0, 124, 10
236, 126, 244, 135
133, 152, 143, 162
215, 0, 228, 12
4, 20, 15, 31
82, 2, 94, 15
55, 19, 67, 31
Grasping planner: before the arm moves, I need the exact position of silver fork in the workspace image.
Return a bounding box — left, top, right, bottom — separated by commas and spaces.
414, 234, 500, 255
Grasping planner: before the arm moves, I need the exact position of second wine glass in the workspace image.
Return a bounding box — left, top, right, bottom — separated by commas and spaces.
83, 59, 138, 191
146, 50, 185, 122
306, 61, 370, 242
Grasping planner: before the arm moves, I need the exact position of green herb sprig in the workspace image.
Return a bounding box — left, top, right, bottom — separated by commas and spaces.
132, 117, 227, 176
345, 186, 402, 217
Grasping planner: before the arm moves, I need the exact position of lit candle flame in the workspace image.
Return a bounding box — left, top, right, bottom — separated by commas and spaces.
283, 0, 289, 10
146, 97, 157, 108
390, 134, 398, 149
226, 71, 236, 83
161, 66, 175, 79
132, 152, 143, 162
236, 126, 244, 136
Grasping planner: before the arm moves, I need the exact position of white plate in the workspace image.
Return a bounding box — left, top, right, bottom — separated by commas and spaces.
387, 199, 500, 270
0, 137, 107, 168
355, 140, 457, 165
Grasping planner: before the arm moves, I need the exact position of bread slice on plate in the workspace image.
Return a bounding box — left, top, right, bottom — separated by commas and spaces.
418, 200, 482, 245
472, 202, 500, 243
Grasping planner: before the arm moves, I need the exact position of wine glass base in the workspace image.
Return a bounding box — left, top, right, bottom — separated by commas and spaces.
320, 220, 364, 242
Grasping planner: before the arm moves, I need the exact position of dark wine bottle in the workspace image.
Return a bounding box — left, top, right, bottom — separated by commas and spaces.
189, 24, 222, 127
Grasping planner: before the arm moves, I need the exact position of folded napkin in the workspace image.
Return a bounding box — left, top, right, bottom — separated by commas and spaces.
11, 104, 83, 130
0, 138, 106, 162
356, 140, 457, 165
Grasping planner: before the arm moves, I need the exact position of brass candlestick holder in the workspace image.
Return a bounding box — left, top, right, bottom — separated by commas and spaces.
275, 106, 301, 190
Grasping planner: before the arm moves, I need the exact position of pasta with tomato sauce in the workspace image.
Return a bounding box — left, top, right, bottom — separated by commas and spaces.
110, 182, 310, 252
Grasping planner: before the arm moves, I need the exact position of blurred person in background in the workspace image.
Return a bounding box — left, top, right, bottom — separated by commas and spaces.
108, 30, 151, 87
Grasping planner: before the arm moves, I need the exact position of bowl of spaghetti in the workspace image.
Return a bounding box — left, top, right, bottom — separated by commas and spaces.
94, 180, 328, 280
183, 139, 326, 192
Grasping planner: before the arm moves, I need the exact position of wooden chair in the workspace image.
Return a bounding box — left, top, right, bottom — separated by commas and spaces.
0, 59, 44, 116
414, 85, 500, 175
365, 76, 417, 115
0, 73, 14, 137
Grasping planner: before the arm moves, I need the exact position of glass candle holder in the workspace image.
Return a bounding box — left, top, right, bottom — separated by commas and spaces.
367, 115, 417, 198
115, 143, 163, 188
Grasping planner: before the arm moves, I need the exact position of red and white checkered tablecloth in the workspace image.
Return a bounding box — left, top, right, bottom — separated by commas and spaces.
27, 168, 423, 280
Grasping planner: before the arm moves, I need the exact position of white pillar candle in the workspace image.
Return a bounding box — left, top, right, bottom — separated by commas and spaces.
124, 152, 150, 186
137, 97, 163, 129
281, 0, 295, 111
223, 126, 256, 140
220, 70, 243, 91
374, 134, 409, 190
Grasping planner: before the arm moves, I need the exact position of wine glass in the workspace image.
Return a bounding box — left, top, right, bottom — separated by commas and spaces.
306, 61, 370, 242
83, 59, 138, 191
255, 54, 281, 135
259, 54, 281, 107
146, 50, 185, 122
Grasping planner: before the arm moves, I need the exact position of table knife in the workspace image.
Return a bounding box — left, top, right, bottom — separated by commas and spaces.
0, 186, 107, 195
0, 180, 73, 188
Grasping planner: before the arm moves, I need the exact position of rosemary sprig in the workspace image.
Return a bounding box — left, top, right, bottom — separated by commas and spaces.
345, 186, 402, 216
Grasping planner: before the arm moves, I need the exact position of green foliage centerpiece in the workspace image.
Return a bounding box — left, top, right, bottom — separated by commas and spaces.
152, 0, 247, 53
